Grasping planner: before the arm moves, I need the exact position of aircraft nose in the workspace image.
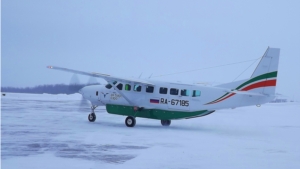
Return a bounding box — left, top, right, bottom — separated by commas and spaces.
78, 86, 94, 98
78, 86, 87, 95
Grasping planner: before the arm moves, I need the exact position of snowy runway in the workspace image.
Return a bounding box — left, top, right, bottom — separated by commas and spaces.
1, 93, 300, 169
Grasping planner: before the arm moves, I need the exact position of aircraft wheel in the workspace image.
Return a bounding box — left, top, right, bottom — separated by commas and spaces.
88, 113, 96, 122
161, 120, 171, 126
125, 116, 136, 127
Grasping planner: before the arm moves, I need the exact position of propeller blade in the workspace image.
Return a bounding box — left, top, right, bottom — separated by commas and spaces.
68, 74, 85, 94
77, 96, 91, 112
87, 76, 100, 85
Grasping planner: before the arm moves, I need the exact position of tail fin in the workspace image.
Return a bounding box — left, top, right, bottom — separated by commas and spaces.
248, 47, 280, 95
217, 47, 280, 96
251, 47, 280, 78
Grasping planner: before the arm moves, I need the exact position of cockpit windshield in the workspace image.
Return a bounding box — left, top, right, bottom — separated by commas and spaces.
105, 84, 112, 89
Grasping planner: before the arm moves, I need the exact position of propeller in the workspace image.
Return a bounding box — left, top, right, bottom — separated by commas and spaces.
68, 74, 101, 94
68, 74, 85, 94
78, 96, 91, 112
68, 74, 101, 112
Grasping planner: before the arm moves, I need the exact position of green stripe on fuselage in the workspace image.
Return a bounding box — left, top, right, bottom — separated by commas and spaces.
236, 71, 277, 90
106, 104, 208, 120
208, 92, 230, 103
205, 71, 277, 104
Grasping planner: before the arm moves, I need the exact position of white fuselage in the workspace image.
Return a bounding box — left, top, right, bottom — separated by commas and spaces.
79, 79, 275, 112
47, 47, 280, 126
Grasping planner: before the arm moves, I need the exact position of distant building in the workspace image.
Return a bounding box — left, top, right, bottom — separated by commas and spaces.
270, 93, 289, 103
270, 98, 288, 103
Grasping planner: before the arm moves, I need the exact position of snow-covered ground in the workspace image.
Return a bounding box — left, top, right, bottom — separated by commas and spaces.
1, 93, 300, 169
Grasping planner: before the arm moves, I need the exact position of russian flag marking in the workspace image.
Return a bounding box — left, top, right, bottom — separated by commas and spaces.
150, 99, 159, 104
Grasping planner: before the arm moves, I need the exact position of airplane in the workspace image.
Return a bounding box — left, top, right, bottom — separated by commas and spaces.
47, 47, 280, 127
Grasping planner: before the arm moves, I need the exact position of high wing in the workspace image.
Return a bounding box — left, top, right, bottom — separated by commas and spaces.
47, 66, 155, 106
47, 66, 154, 86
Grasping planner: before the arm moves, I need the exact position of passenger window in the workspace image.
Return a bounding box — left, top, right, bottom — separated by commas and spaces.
134, 85, 142, 92
125, 84, 131, 91
116, 83, 123, 90
181, 89, 190, 96
159, 87, 168, 94
105, 84, 112, 89
96, 91, 98, 96
192, 90, 201, 97
146, 86, 154, 93
170, 88, 179, 95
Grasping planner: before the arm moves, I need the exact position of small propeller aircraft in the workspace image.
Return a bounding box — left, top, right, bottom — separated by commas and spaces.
48, 47, 280, 127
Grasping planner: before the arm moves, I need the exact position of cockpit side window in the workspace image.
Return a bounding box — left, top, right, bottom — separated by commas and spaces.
105, 81, 119, 89
116, 83, 123, 90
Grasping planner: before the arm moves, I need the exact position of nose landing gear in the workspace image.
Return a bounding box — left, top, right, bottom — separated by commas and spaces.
88, 105, 97, 122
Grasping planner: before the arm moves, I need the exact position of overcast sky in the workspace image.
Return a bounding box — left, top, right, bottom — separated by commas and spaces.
2, 0, 300, 100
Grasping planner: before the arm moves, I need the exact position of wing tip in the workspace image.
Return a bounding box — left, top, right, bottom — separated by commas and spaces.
91, 72, 110, 76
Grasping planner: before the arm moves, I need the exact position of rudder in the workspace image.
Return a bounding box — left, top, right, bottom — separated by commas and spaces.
250, 47, 280, 95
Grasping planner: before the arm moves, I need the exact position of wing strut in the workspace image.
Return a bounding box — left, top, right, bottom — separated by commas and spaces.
108, 81, 136, 106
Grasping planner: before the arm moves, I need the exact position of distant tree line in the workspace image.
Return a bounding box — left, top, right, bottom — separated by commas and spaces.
1, 83, 100, 94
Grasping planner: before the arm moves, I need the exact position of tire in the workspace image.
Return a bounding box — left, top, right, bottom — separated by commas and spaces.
161, 120, 171, 126
125, 116, 136, 127
88, 113, 96, 122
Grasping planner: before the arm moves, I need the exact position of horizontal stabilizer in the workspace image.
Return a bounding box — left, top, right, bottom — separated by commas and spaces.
226, 90, 266, 96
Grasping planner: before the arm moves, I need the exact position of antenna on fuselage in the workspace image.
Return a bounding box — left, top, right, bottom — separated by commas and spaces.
138, 73, 143, 78
152, 57, 262, 78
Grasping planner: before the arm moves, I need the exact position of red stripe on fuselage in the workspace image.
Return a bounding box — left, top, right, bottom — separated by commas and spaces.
241, 79, 276, 91
207, 79, 276, 104
211, 93, 235, 104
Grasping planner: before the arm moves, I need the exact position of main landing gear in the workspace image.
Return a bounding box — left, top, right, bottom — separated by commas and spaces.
125, 116, 136, 127
124, 116, 172, 127
161, 120, 171, 126
88, 105, 97, 122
